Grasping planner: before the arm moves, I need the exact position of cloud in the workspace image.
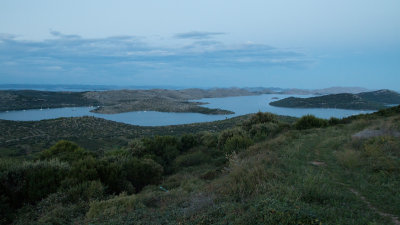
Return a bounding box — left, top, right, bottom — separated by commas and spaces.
50, 30, 81, 39
0, 31, 313, 83
174, 31, 225, 39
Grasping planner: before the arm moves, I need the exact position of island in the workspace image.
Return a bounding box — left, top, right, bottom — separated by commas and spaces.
0, 88, 258, 115
269, 89, 400, 110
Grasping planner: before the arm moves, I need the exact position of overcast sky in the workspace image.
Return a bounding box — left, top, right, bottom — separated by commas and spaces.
1, 0, 399, 89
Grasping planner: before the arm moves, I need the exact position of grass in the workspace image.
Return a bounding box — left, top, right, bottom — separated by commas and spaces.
72, 112, 400, 224
3, 107, 400, 224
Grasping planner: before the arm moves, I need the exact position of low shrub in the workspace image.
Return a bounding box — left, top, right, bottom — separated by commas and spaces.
200, 132, 218, 148
336, 149, 362, 168
0, 159, 70, 208
295, 115, 328, 130
39, 140, 89, 162
242, 112, 277, 130
217, 128, 248, 150
122, 158, 163, 192
223, 135, 253, 154
86, 193, 143, 220
173, 150, 211, 168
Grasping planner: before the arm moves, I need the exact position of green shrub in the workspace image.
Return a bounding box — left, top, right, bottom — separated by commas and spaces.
336, 149, 362, 168
65, 156, 99, 185
86, 193, 143, 220
221, 156, 280, 199
0, 159, 70, 209
249, 122, 280, 140
243, 112, 278, 130
64, 180, 105, 202
122, 158, 163, 192
328, 117, 341, 126
173, 150, 211, 168
39, 140, 89, 162
200, 132, 218, 148
223, 135, 253, 154
139, 136, 180, 173
96, 159, 127, 194
127, 139, 146, 157
217, 128, 247, 150
179, 134, 199, 152
294, 115, 328, 130
361, 137, 399, 172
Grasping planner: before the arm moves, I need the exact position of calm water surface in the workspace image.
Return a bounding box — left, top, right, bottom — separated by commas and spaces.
0, 94, 375, 126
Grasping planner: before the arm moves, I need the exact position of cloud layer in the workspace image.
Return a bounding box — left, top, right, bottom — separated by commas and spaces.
0, 31, 312, 84
174, 31, 226, 39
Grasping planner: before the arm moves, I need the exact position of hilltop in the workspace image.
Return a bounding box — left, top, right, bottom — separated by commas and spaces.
1, 106, 399, 224
269, 89, 400, 110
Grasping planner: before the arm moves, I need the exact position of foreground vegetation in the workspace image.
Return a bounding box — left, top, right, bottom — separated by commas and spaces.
0, 106, 399, 224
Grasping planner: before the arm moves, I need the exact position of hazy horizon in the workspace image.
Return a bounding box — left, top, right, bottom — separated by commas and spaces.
1, 0, 399, 90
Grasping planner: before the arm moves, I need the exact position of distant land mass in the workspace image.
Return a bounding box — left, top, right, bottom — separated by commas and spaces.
269, 89, 400, 110
0, 86, 382, 114
0, 84, 372, 94
0, 88, 259, 115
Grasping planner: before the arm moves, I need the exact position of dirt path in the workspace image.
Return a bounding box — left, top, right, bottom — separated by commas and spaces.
349, 188, 400, 225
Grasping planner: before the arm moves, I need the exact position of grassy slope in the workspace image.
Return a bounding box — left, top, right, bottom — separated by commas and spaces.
3, 108, 399, 224
1, 114, 294, 158
75, 111, 400, 224
0, 114, 297, 158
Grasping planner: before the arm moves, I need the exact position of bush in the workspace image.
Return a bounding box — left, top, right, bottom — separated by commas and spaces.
140, 136, 180, 172
64, 180, 105, 202
65, 156, 99, 185
328, 117, 341, 126
336, 149, 362, 168
127, 139, 146, 157
173, 150, 212, 168
223, 135, 253, 154
86, 193, 143, 220
243, 112, 277, 130
179, 134, 199, 152
249, 123, 280, 140
96, 159, 127, 194
200, 132, 218, 148
217, 128, 247, 150
40, 140, 89, 162
294, 115, 328, 130
0, 159, 70, 208
122, 158, 163, 192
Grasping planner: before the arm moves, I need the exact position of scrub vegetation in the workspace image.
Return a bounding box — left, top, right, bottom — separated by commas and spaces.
0, 106, 399, 224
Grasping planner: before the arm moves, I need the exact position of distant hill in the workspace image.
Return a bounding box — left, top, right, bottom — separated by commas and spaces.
269, 89, 400, 110
357, 89, 400, 104
313, 86, 369, 95
0, 88, 254, 114
274, 86, 370, 95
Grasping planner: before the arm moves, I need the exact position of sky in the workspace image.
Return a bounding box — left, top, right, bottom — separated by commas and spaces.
0, 0, 400, 90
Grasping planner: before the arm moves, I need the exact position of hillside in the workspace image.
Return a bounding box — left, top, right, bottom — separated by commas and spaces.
358, 89, 400, 104
0, 90, 98, 112
0, 106, 399, 224
0, 88, 258, 115
0, 114, 262, 158
269, 89, 400, 110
